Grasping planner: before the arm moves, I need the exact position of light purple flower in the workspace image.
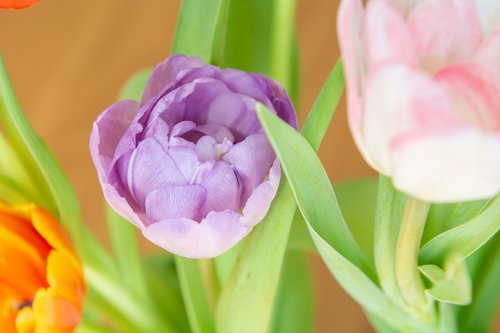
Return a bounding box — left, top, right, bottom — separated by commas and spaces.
90, 55, 297, 258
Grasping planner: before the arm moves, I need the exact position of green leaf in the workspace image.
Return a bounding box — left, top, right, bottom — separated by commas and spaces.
270, 250, 314, 333
419, 256, 472, 305
373, 176, 407, 304
216, 181, 297, 333
172, 0, 230, 63
423, 200, 486, 245
256, 106, 433, 333
0, 56, 81, 245
459, 235, 500, 333
118, 68, 152, 101
257, 104, 369, 274
420, 195, 500, 265
300, 59, 344, 151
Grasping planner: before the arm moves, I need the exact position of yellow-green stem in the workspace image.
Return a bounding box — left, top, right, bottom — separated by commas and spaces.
395, 197, 431, 314
199, 258, 221, 310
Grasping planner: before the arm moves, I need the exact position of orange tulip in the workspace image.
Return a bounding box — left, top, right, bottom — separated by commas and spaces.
0, 0, 39, 9
0, 202, 85, 333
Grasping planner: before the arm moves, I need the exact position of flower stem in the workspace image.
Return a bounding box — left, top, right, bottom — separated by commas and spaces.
199, 258, 221, 310
395, 196, 431, 314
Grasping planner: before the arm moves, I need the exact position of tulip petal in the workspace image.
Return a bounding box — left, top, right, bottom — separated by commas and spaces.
89, 100, 144, 227
33, 289, 81, 330
408, 0, 482, 70
391, 129, 500, 202
435, 62, 500, 131
142, 211, 251, 258
473, 30, 500, 73
223, 134, 276, 204
46, 251, 85, 310
196, 162, 240, 215
364, 0, 416, 67
141, 54, 205, 105
145, 185, 207, 223
363, 64, 458, 174
474, 0, 500, 34
15, 306, 34, 333
125, 138, 187, 206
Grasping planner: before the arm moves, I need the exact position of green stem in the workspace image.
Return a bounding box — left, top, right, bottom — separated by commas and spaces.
271, 0, 297, 92
199, 258, 221, 310
395, 197, 431, 314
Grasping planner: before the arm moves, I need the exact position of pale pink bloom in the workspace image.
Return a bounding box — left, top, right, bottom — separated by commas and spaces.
338, 0, 500, 202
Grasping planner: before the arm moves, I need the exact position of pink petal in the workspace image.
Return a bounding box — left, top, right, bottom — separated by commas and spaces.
142, 211, 251, 258
408, 0, 482, 71
391, 129, 500, 202
363, 64, 458, 174
145, 185, 207, 223
474, 0, 500, 34
435, 62, 500, 131
473, 30, 500, 74
364, 0, 416, 67
337, 0, 370, 162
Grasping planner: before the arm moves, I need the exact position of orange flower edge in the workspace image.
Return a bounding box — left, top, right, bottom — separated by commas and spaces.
0, 203, 85, 332
0, 0, 39, 9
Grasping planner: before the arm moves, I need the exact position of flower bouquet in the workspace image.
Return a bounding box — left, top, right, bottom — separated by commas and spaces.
0, 0, 498, 332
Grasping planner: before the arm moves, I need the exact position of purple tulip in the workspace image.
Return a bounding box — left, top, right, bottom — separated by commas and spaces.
90, 55, 298, 258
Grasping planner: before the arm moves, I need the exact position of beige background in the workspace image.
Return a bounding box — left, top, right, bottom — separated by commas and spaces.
1, 1, 496, 333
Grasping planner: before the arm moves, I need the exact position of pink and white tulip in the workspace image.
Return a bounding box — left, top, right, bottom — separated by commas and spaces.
338, 0, 500, 202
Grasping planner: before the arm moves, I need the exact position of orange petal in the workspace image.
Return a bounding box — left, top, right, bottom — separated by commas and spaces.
26, 207, 73, 252
0, 295, 16, 333
0, 224, 47, 299
0, 0, 40, 9
33, 289, 81, 331
16, 306, 34, 333
46, 250, 85, 310
0, 210, 51, 259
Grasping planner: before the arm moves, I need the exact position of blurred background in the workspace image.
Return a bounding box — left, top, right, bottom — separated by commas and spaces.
3, 1, 495, 333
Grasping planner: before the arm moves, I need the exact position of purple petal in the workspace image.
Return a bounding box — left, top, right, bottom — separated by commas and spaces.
145, 185, 207, 223
195, 161, 240, 216
141, 55, 205, 105
126, 138, 186, 207
241, 159, 281, 227
223, 134, 276, 203
90, 100, 139, 177
168, 146, 200, 182
141, 211, 251, 258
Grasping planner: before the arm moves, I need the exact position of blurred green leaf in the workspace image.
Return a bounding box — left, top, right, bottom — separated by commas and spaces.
118, 68, 152, 101
270, 251, 314, 333
420, 196, 500, 265
216, 181, 297, 333
256, 106, 433, 333
173, 0, 229, 63
419, 256, 472, 305
300, 59, 344, 151
459, 235, 500, 333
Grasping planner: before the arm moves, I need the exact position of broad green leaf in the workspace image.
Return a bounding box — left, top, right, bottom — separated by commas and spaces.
173, 0, 229, 63
301, 60, 344, 151
420, 195, 500, 265
423, 200, 486, 244
459, 235, 500, 333
216, 181, 297, 333
0, 174, 28, 203
270, 250, 314, 333
419, 256, 472, 305
214, 241, 243, 286
288, 178, 378, 256
373, 176, 407, 304
118, 68, 152, 101
257, 104, 369, 274
256, 106, 433, 333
